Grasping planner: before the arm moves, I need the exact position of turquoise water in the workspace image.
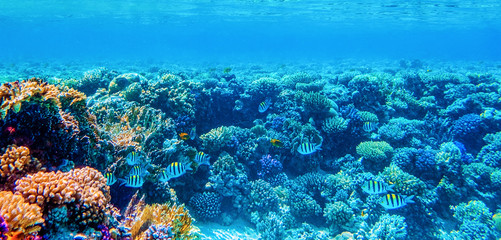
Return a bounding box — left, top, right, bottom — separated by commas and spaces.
1, 0, 500, 62
2, 1, 501, 240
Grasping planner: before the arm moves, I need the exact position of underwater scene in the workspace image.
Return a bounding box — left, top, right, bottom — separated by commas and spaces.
1, 0, 501, 239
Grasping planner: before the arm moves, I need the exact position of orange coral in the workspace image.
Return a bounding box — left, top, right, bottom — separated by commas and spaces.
122, 199, 199, 240
0, 191, 44, 236
14, 167, 110, 225
58, 87, 87, 108
15, 167, 109, 208
59, 110, 81, 135
0, 145, 40, 181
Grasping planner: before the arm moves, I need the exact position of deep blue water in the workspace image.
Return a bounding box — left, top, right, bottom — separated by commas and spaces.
1, 0, 500, 63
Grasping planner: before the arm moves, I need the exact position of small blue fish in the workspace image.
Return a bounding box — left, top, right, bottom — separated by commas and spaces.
379, 194, 414, 210
258, 99, 272, 113
297, 142, 322, 155
105, 172, 117, 186
120, 174, 145, 188
125, 151, 144, 166
189, 126, 197, 140
194, 151, 210, 166
361, 180, 394, 194
363, 122, 377, 132
159, 162, 192, 182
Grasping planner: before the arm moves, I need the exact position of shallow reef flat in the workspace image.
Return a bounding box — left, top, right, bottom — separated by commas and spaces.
1, 59, 501, 240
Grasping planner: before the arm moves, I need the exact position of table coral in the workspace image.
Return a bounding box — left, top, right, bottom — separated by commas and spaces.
0, 191, 44, 236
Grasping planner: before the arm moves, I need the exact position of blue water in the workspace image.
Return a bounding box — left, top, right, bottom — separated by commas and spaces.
1, 0, 501, 62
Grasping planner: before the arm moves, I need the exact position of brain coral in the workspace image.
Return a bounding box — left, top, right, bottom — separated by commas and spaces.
357, 141, 393, 162
0, 191, 44, 236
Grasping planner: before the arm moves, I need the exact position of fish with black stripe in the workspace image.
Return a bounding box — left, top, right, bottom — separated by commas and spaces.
129, 165, 149, 176
361, 180, 394, 194
258, 98, 272, 113
297, 142, 322, 155
105, 172, 117, 186
159, 162, 192, 182
119, 174, 145, 188
125, 151, 145, 166
194, 151, 210, 166
379, 193, 414, 209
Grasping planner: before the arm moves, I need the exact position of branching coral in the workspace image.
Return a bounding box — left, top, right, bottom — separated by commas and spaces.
123, 200, 200, 240
0, 191, 44, 236
322, 116, 349, 134
357, 141, 393, 162
382, 164, 427, 197
0, 145, 40, 182
200, 126, 233, 154
15, 167, 110, 226
368, 214, 407, 239
295, 91, 333, 118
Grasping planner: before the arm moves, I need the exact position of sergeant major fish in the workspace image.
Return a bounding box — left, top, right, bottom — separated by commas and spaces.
159, 162, 192, 182
105, 172, 117, 186
258, 99, 272, 113
125, 151, 144, 166
297, 142, 322, 155
119, 174, 145, 188
379, 194, 414, 210
194, 152, 210, 166
361, 180, 394, 194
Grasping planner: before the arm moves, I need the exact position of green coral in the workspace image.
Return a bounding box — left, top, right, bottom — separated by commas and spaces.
368, 214, 407, 240
295, 91, 334, 117
247, 77, 282, 100
451, 200, 492, 224
323, 201, 353, 225
382, 164, 427, 196
358, 111, 378, 123
200, 126, 233, 154
356, 141, 393, 162
282, 72, 317, 89
322, 116, 349, 134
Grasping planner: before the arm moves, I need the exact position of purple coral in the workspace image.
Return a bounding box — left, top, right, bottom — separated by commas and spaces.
0, 216, 7, 240
257, 154, 283, 180
98, 224, 112, 240
145, 224, 174, 240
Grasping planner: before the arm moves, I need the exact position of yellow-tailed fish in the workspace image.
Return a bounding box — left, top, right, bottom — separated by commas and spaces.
159, 162, 192, 182
379, 194, 414, 210
105, 172, 117, 186
258, 98, 272, 113
361, 180, 394, 194
297, 142, 322, 155
270, 139, 284, 148
194, 152, 210, 166
125, 151, 143, 166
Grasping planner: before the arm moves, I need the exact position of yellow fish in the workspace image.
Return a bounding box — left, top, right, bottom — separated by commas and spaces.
179, 132, 190, 140
270, 139, 284, 148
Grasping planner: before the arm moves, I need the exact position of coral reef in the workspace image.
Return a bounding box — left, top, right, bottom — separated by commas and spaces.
188, 192, 222, 220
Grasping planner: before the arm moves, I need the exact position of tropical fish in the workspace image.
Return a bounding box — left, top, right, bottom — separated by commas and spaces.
129, 165, 149, 176
179, 132, 190, 140
258, 99, 272, 113
361, 180, 394, 194
379, 194, 414, 210
363, 122, 377, 132
159, 162, 192, 182
270, 139, 284, 148
194, 152, 210, 166
105, 172, 117, 186
125, 151, 143, 166
297, 142, 322, 155
120, 174, 145, 188
189, 126, 197, 140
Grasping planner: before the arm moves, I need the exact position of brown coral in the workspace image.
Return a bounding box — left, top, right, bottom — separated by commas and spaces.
14, 167, 110, 225
0, 191, 44, 235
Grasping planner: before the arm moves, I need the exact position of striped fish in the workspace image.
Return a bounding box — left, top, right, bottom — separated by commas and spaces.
194, 152, 210, 166
129, 165, 149, 176
258, 99, 272, 113
105, 172, 117, 186
361, 180, 394, 194
120, 174, 145, 188
297, 142, 322, 155
126, 151, 143, 166
363, 122, 377, 132
379, 194, 414, 210
159, 162, 192, 182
